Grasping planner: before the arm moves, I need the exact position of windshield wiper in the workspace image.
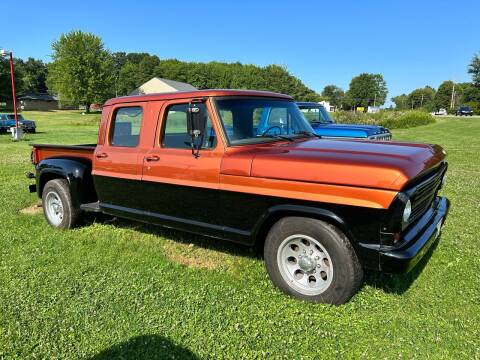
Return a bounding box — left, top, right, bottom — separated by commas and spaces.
262, 134, 295, 142
296, 131, 322, 139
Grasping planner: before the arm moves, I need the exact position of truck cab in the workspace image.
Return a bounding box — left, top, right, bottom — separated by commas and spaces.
28, 90, 449, 305
297, 102, 392, 141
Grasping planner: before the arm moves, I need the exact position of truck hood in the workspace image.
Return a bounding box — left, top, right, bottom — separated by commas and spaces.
311, 122, 390, 138
221, 138, 445, 191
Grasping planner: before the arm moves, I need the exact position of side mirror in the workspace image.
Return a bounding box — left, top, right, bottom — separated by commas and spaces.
187, 103, 207, 158
187, 104, 207, 137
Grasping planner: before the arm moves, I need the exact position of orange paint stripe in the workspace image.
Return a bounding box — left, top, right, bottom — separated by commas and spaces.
219, 175, 396, 209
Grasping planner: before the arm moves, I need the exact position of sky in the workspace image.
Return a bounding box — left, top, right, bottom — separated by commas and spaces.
1, 0, 479, 101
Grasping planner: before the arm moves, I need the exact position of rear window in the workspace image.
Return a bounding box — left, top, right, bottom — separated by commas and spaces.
110, 107, 143, 147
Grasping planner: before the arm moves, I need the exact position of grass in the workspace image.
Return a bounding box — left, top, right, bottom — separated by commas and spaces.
0, 111, 479, 359
332, 110, 436, 129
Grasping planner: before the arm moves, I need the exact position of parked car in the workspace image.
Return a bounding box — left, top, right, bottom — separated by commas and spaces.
432, 108, 448, 116
296, 102, 392, 140
0, 113, 37, 133
27, 89, 449, 305
455, 106, 474, 116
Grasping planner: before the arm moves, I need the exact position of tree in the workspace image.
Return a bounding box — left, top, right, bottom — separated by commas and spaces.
321, 85, 344, 107
345, 73, 387, 109
468, 53, 480, 87
16, 58, 48, 93
407, 86, 436, 111
391, 94, 408, 110
0, 57, 25, 109
434, 81, 456, 110
47, 30, 114, 112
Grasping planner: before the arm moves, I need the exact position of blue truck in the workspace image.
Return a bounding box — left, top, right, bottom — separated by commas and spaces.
296, 102, 392, 141
0, 113, 37, 133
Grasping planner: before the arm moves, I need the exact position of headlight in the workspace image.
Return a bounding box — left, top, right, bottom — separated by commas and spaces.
402, 199, 412, 224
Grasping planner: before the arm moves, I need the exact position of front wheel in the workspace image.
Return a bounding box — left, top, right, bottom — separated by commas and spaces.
42, 179, 81, 229
264, 217, 363, 305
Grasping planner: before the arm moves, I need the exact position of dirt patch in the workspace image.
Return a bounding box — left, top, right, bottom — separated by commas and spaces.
19, 203, 43, 215
163, 241, 233, 270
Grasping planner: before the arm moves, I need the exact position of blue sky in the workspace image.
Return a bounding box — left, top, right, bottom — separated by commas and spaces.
1, 0, 478, 100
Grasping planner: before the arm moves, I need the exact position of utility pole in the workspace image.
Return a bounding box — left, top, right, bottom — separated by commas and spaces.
450, 82, 456, 109
0, 48, 22, 140
420, 93, 424, 107
373, 93, 377, 107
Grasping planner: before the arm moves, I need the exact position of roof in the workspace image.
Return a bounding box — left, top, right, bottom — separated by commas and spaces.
129, 77, 198, 95
18, 93, 58, 101
104, 89, 292, 106
296, 102, 325, 108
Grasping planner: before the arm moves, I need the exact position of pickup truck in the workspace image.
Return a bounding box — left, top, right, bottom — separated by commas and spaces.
297, 102, 392, 140
27, 89, 449, 305
0, 113, 37, 133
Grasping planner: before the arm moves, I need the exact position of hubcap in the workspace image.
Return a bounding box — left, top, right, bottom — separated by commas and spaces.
45, 191, 64, 226
277, 234, 333, 296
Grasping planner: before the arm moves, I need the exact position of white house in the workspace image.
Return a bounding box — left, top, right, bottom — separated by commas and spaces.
319, 100, 335, 112
130, 77, 197, 95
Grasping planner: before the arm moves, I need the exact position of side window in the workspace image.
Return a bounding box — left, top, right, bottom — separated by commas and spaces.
110, 107, 143, 147
162, 103, 217, 149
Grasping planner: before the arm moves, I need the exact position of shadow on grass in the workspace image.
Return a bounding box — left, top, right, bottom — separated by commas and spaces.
364, 237, 440, 295
89, 335, 198, 360
85, 214, 259, 260
86, 215, 441, 295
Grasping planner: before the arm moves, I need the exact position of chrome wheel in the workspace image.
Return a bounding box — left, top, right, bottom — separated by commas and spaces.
45, 191, 64, 226
277, 234, 334, 296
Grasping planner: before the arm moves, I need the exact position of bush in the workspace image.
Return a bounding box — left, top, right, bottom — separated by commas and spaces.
332, 110, 435, 129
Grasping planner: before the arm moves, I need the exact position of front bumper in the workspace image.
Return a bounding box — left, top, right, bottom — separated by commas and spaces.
379, 196, 450, 273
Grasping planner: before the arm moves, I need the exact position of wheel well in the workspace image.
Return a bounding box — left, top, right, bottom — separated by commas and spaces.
39, 173, 66, 197
254, 210, 352, 251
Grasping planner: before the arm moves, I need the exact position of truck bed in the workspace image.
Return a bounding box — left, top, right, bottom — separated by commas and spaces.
31, 143, 96, 164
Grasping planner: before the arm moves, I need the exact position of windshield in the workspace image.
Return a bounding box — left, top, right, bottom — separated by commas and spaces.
215, 98, 315, 145
7, 114, 24, 120
298, 105, 333, 124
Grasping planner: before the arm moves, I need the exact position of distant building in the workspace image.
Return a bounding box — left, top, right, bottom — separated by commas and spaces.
130, 77, 197, 95
319, 100, 336, 112
18, 93, 58, 111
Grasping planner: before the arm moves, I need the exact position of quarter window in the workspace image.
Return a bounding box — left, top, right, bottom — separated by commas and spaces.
162, 103, 216, 149
110, 107, 143, 147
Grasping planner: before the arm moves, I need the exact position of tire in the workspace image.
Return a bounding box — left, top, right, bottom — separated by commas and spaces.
42, 179, 81, 229
264, 217, 363, 305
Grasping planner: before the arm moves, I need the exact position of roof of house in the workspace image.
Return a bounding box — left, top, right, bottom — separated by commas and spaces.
129, 77, 198, 95
104, 89, 292, 106
18, 93, 58, 101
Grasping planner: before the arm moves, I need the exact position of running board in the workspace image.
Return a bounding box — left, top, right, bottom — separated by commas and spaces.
80, 201, 101, 213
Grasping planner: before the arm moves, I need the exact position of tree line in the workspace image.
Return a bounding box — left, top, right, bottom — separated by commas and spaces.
322, 56, 480, 113
1, 31, 321, 111
2, 30, 479, 113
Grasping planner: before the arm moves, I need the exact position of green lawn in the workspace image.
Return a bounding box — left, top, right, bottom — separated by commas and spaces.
0, 112, 479, 359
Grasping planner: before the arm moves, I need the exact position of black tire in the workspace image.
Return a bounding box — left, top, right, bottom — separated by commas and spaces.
264, 217, 363, 305
42, 179, 81, 229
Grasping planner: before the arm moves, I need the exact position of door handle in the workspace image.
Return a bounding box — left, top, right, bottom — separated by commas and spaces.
145, 155, 160, 162
96, 152, 108, 159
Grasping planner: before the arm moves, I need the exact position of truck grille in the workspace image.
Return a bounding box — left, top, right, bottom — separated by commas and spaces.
369, 134, 392, 141
408, 164, 446, 224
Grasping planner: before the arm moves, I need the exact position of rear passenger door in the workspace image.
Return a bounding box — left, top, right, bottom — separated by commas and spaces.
93, 104, 147, 214
141, 99, 223, 233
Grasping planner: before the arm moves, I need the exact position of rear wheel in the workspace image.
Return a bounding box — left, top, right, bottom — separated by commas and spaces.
264, 217, 363, 305
42, 179, 81, 229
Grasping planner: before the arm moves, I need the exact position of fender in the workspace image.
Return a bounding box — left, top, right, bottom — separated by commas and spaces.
36, 157, 96, 206
252, 204, 354, 244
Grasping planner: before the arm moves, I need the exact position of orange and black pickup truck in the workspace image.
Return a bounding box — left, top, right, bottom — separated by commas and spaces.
27, 90, 449, 304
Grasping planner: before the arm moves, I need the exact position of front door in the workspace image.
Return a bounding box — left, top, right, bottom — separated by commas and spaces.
141, 99, 224, 235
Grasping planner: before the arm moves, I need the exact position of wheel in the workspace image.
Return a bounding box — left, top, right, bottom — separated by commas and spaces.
42, 179, 81, 229
264, 217, 363, 305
